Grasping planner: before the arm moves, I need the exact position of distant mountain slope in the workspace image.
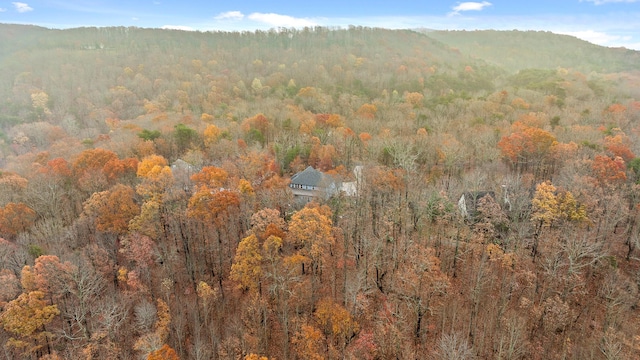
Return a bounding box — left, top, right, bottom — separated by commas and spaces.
0, 24, 52, 61
0, 24, 476, 72
2, 24, 638, 134
0, 24, 502, 123
423, 29, 640, 73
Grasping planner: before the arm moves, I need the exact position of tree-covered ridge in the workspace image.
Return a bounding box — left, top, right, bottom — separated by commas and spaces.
425, 29, 640, 73
0, 25, 499, 134
0, 24, 639, 359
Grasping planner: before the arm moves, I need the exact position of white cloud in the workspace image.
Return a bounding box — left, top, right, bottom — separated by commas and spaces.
12, 2, 33, 13
161, 25, 195, 31
557, 29, 640, 49
210, 11, 317, 30
581, 0, 639, 4
621, 42, 640, 50
215, 11, 244, 21
0, 8, 6, 12
450, 1, 492, 15
247, 12, 317, 27
559, 30, 620, 44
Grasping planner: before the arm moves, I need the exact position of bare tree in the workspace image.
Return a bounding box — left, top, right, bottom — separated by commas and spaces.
432, 332, 475, 360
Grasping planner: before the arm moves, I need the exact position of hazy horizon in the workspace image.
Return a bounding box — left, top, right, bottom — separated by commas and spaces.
0, 0, 639, 50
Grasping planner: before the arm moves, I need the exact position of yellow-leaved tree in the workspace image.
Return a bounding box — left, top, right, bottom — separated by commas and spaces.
287, 203, 334, 276
136, 154, 174, 199
292, 324, 325, 360
531, 181, 588, 258
230, 234, 263, 293
129, 155, 173, 238
531, 181, 587, 228
531, 181, 559, 228
1, 290, 60, 357
314, 297, 359, 354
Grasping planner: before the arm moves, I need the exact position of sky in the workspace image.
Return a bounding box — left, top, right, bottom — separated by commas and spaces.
1, 1, 640, 50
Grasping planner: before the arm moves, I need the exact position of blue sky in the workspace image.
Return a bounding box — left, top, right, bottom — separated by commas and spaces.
1, 1, 639, 49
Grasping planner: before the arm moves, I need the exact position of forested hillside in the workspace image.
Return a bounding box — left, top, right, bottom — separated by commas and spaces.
426, 29, 640, 73
0, 24, 639, 359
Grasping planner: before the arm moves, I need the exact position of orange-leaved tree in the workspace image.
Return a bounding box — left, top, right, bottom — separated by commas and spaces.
31, 255, 75, 300
404, 92, 424, 108
497, 122, 557, 176
315, 113, 343, 128
0, 202, 37, 239
591, 155, 627, 186
242, 113, 272, 145
244, 354, 269, 360
72, 148, 118, 177
604, 133, 635, 162
72, 148, 119, 193
42, 158, 72, 178
190, 166, 228, 189
357, 103, 377, 119
82, 184, 140, 235
187, 189, 240, 227
102, 157, 138, 184
147, 344, 180, 360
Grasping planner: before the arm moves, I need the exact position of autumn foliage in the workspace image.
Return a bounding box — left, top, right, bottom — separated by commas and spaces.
531, 181, 587, 227
498, 121, 557, 167
591, 155, 627, 186
83, 184, 140, 234
230, 234, 263, 292
1, 291, 59, 356
0, 26, 639, 360
0, 202, 37, 238
147, 344, 180, 360
188, 188, 240, 226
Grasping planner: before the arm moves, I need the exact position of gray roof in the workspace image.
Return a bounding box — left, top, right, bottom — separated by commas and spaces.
459, 191, 495, 218
290, 166, 334, 188
462, 191, 495, 202
171, 159, 196, 171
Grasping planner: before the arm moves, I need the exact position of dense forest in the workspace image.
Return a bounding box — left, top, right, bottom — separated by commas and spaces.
0, 24, 640, 359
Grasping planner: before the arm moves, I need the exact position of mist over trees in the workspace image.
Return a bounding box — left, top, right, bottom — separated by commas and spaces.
1, 24, 640, 359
